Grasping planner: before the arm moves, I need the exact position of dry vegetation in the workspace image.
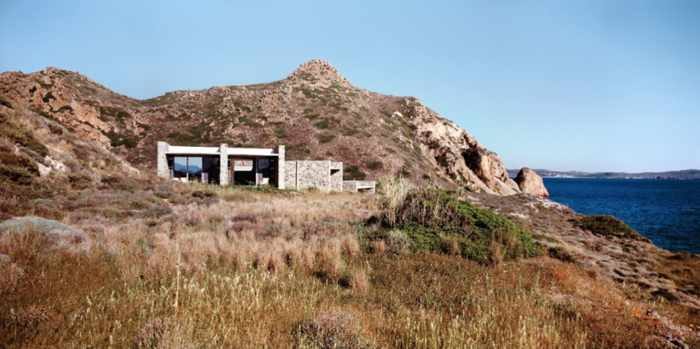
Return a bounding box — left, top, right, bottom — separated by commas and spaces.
0, 180, 698, 348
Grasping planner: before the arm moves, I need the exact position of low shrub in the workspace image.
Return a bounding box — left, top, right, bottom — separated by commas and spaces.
0, 113, 49, 157
0, 152, 38, 185
573, 215, 646, 241
317, 132, 335, 144
364, 160, 383, 171
313, 119, 330, 129
343, 165, 366, 180
295, 312, 371, 349
382, 189, 541, 263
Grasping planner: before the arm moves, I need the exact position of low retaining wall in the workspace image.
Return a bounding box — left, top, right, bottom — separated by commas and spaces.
343, 180, 376, 193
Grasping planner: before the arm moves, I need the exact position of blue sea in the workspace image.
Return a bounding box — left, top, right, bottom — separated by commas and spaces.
544, 178, 700, 254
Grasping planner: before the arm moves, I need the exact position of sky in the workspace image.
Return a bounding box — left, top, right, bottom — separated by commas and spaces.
1, 1, 698, 172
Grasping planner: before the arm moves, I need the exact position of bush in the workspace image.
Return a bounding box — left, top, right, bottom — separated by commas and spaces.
0, 113, 49, 157
573, 215, 646, 241
318, 132, 335, 144
296, 312, 371, 349
313, 119, 330, 129
105, 131, 137, 148
364, 160, 383, 171
343, 165, 366, 180
382, 189, 541, 263
385, 229, 412, 254
0, 152, 38, 185
274, 126, 287, 139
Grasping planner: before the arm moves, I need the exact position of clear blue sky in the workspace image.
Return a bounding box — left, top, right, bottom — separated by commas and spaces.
1, 1, 698, 172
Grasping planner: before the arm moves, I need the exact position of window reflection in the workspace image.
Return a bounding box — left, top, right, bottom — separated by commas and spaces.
173, 156, 187, 178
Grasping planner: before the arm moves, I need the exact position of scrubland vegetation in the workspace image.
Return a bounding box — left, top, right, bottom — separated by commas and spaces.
0, 177, 696, 348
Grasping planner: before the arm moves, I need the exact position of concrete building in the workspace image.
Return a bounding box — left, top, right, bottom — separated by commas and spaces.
156, 141, 374, 193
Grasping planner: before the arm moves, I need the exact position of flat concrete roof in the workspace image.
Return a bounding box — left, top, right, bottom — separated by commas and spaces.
166, 145, 279, 157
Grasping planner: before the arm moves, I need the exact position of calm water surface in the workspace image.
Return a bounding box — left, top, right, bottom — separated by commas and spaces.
544, 178, 700, 253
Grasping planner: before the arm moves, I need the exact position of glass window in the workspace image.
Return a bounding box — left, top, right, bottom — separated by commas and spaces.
173, 156, 187, 178
188, 156, 203, 182
187, 157, 202, 176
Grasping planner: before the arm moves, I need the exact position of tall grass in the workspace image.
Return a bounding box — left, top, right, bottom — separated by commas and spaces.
378, 176, 414, 225
0, 184, 677, 347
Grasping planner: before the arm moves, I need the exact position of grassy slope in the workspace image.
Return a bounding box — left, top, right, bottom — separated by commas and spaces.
1, 186, 694, 348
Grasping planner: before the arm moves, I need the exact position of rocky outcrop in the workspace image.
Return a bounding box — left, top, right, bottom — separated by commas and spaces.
399, 97, 520, 195
515, 167, 549, 197
0, 216, 92, 253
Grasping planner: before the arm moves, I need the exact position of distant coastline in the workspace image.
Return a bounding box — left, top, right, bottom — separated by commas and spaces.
508, 168, 700, 180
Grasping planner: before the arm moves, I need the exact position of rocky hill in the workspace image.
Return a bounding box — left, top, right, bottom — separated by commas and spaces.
0, 59, 521, 195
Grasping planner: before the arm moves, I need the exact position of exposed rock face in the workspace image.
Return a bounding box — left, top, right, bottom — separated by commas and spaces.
0, 216, 92, 253
515, 167, 549, 197
399, 97, 519, 194
0, 59, 521, 195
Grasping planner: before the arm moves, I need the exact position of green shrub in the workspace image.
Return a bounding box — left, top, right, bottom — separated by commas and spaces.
573, 215, 646, 241
318, 132, 335, 144
0, 113, 49, 157
313, 119, 330, 129
98, 106, 131, 123
304, 112, 320, 120
343, 165, 366, 180
365, 160, 383, 171
340, 126, 359, 136
105, 131, 138, 148
383, 189, 540, 263
274, 126, 287, 139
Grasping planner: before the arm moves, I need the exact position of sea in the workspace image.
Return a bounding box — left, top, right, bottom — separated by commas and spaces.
544, 178, 700, 254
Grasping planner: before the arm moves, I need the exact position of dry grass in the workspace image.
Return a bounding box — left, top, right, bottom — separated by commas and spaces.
378, 176, 414, 225
0, 185, 694, 348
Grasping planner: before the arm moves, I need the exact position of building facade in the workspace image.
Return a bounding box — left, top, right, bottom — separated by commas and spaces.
156, 141, 372, 192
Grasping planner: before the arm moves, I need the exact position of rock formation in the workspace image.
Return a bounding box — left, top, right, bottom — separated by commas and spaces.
515, 167, 549, 197
0, 216, 92, 253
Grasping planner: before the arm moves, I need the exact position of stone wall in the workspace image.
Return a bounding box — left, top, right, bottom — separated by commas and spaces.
330, 161, 343, 192
285, 160, 298, 189
296, 160, 331, 191
285, 160, 345, 192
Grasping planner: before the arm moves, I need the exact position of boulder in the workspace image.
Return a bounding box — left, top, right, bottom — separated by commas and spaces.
515, 167, 549, 198
0, 216, 91, 253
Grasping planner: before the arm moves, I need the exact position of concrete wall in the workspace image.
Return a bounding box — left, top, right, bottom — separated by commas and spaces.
277, 145, 285, 189
330, 161, 343, 192
219, 144, 229, 185
343, 180, 376, 193
156, 141, 169, 178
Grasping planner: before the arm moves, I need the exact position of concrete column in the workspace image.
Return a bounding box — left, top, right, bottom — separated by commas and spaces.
277, 145, 286, 189
219, 144, 229, 186
156, 141, 169, 178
